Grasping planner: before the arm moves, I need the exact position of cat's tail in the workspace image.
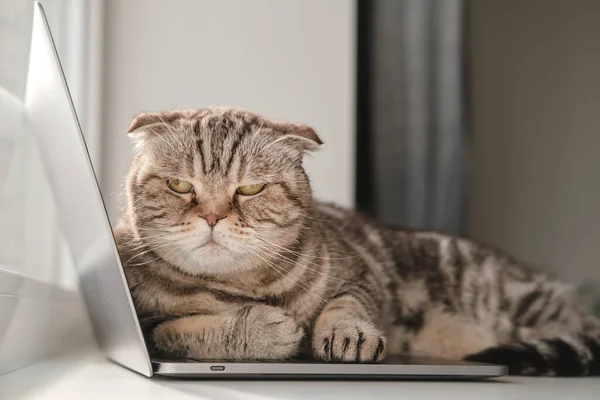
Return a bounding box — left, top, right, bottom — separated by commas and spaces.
465, 332, 600, 376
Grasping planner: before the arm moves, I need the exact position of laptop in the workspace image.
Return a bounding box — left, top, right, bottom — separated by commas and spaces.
25, 2, 506, 380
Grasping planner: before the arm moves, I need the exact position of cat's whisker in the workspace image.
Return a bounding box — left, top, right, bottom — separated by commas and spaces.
131, 230, 182, 238
120, 242, 152, 252
122, 242, 177, 266
123, 250, 156, 266
120, 234, 184, 250
245, 208, 337, 224
125, 240, 185, 267
248, 232, 323, 254
135, 223, 186, 230
253, 242, 357, 285
245, 248, 326, 303
247, 232, 322, 255
123, 238, 178, 265
123, 240, 176, 253
245, 249, 308, 290
265, 210, 334, 223
132, 231, 182, 239
124, 257, 165, 267
131, 234, 183, 242
255, 235, 362, 261
139, 232, 188, 241
119, 234, 172, 246
254, 239, 325, 262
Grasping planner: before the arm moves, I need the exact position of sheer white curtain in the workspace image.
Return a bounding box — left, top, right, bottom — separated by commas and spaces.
46, 0, 105, 289
0, 0, 103, 289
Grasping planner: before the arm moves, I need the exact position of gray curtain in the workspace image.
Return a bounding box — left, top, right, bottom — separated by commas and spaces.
362, 0, 467, 233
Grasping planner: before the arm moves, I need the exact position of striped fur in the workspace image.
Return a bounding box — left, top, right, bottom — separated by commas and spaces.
114, 107, 600, 375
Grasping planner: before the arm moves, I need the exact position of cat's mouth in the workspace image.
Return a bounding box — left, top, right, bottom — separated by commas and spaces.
195, 238, 226, 251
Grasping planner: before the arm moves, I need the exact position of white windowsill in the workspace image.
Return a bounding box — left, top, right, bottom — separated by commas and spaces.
2, 347, 600, 399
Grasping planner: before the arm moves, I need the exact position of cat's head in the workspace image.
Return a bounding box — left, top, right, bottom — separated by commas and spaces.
123, 107, 321, 276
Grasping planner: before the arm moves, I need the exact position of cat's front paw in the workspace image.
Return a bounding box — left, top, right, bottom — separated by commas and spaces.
312, 317, 387, 363
240, 305, 305, 360
151, 305, 304, 361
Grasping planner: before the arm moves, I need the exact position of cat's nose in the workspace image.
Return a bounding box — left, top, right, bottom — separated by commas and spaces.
200, 213, 225, 227
205, 215, 218, 227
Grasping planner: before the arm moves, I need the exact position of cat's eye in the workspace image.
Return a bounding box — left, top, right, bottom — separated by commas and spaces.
168, 179, 194, 194
237, 184, 266, 196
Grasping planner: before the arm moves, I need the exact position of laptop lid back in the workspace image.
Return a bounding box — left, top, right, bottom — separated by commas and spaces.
25, 2, 152, 376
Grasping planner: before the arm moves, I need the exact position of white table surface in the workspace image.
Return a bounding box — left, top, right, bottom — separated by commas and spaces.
2, 350, 600, 400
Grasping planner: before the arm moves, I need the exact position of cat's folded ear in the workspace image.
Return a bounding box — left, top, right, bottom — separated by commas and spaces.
126, 113, 160, 152
127, 110, 187, 133
127, 112, 167, 133
126, 111, 184, 151
289, 124, 323, 149
270, 123, 323, 156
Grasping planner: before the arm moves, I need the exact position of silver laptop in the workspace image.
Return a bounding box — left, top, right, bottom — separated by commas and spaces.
25, 2, 506, 380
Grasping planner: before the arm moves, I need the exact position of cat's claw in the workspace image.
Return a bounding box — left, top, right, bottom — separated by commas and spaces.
312, 318, 387, 363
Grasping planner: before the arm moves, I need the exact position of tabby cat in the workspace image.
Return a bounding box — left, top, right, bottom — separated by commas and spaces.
114, 107, 600, 376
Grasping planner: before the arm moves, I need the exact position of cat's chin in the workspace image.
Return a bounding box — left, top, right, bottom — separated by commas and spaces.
171, 247, 257, 277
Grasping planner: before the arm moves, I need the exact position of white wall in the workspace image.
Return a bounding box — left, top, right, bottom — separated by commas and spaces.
467, 0, 600, 286
100, 0, 356, 222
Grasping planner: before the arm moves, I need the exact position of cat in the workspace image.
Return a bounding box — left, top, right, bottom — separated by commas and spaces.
114, 107, 600, 376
